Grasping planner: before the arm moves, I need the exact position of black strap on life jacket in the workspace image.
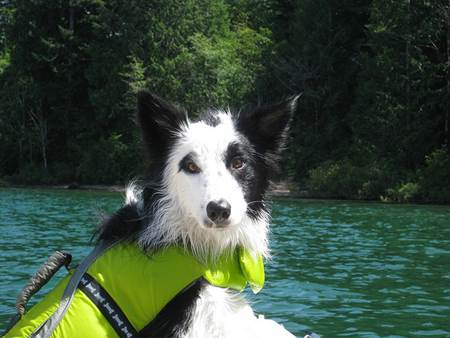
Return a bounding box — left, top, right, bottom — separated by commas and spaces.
78, 274, 206, 338
3, 241, 205, 338
78, 273, 137, 338
137, 278, 206, 338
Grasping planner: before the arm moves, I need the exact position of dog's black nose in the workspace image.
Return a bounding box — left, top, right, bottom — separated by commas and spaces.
206, 199, 231, 224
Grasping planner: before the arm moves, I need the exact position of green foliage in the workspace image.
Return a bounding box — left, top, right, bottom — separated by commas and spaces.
49, 162, 77, 183
307, 161, 354, 198
167, 27, 271, 111
0, 178, 9, 187
77, 133, 139, 184
350, 0, 448, 170
5, 164, 55, 185
0, 0, 449, 203
272, 0, 373, 181
0, 51, 9, 74
417, 149, 450, 203
385, 183, 420, 203
1, 0, 270, 185
144, 1, 272, 111
306, 159, 388, 200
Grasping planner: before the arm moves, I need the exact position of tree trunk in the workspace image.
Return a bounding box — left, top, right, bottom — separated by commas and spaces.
69, 3, 74, 32
41, 121, 48, 170
406, 0, 411, 130
28, 134, 33, 165
29, 108, 48, 171
446, 0, 450, 147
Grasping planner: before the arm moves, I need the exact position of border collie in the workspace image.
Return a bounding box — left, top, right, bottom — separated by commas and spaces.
97, 91, 299, 338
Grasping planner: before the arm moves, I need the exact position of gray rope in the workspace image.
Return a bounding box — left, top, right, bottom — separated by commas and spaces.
16, 251, 72, 316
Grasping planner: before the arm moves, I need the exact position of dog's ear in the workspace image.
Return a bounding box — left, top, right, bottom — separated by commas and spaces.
137, 90, 187, 158
237, 94, 300, 156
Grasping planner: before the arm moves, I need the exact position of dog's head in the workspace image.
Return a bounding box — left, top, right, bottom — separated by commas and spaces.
136, 91, 298, 258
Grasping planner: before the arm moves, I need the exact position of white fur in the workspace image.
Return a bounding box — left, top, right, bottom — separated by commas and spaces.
171, 113, 246, 228
124, 181, 143, 210
138, 112, 269, 261
182, 285, 296, 338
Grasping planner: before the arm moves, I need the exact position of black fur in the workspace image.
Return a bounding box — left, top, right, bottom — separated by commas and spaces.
179, 152, 198, 173
198, 110, 221, 127
95, 203, 143, 243
218, 102, 291, 218
222, 139, 264, 218
137, 279, 206, 338
137, 91, 188, 234
137, 90, 187, 165
231, 99, 296, 218
235, 98, 295, 166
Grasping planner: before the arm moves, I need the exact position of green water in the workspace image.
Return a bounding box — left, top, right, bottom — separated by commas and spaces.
1, 188, 449, 337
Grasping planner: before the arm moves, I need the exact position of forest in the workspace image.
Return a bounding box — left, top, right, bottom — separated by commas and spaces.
0, 0, 449, 203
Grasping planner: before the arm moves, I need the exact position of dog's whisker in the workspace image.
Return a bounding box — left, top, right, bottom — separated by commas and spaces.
247, 200, 264, 206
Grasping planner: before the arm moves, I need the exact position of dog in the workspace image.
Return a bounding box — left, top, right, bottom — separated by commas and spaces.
95, 91, 300, 338
5, 91, 300, 338
99, 91, 298, 338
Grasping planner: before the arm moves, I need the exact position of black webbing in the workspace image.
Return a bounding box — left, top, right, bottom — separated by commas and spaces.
137, 278, 205, 338
78, 273, 137, 338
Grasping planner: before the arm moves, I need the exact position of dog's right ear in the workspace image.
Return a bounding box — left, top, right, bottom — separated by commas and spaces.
137, 90, 187, 158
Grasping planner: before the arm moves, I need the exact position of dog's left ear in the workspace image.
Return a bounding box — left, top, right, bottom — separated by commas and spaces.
237, 94, 300, 155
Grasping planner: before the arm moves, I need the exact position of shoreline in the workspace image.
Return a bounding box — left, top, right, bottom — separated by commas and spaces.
3, 183, 301, 198
3, 183, 449, 206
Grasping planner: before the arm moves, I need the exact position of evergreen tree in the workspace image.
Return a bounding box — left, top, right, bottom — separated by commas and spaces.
0, 0, 448, 201
267, 0, 372, 179
351, 0, 449, 171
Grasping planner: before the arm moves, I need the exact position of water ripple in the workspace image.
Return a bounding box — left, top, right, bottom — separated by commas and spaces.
1, 190, 450, 337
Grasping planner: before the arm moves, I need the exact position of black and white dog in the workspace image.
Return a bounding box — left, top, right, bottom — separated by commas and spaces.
97, 91, 299, 338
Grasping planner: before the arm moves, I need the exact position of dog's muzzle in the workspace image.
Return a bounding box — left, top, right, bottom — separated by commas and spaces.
206, 199, 231, 227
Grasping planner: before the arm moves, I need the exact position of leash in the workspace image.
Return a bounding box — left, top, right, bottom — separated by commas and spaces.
15, 251, 72, 317
30, 241, 112, 338
2, 251, 72, 336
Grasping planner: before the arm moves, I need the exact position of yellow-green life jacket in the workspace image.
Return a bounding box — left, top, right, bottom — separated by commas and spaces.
5, 242, 264, 338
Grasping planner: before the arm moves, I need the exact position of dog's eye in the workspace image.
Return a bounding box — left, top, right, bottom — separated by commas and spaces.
231, 157, 245, 170
186, 161, 201, 174
179, 154, 201, 174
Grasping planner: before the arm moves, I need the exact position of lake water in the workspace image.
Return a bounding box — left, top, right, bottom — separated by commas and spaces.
1, 188, 449, 337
